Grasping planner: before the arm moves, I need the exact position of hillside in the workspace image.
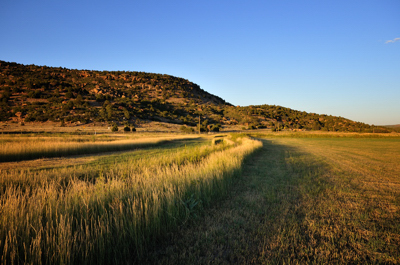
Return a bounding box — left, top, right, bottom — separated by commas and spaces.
383, 124, 400, 132
0, 60, 392, 133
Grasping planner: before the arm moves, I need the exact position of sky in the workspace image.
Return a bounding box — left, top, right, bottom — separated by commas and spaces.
1, 0, 399, 125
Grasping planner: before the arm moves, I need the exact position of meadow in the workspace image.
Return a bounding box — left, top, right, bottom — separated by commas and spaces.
1, 131, 399, 264
143, 132, 400, 264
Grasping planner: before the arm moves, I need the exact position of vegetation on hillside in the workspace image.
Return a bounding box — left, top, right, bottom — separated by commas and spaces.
0, 60, 392, 133
384, 124, 400, 133
223, 104, 391, 132
0, 60, 226, 128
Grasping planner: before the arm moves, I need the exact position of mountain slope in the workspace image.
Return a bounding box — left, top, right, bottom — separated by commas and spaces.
0, 60, 392, 133
0, 60, 228, 127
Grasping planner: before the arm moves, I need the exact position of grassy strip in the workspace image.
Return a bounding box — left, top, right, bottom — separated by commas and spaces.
0, 137, 231, 194
143, 137, 400, 264
249, 131, 400, 139
0, 136, 261, 264
0, 134, 198, 162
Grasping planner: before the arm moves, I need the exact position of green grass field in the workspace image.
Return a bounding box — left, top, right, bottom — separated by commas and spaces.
1, 132, 399, 264
143, 135, 400, 264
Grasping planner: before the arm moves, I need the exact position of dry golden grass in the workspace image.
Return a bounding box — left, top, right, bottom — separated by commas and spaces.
0, 133, 199, 162
0, 134, 261, 264
2, 131, 399, 264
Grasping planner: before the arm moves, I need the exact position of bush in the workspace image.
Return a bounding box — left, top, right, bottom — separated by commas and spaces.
180, 125, 194, 133
123, 126, 131, 132
111, 124, 118, 132
209, 124, 221, 132
131, 127, 136, 132
25, 116, 35, 122
196, 124, 206, 132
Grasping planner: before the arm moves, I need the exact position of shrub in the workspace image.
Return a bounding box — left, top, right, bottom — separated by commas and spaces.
123, 126, 131, 132
180, 125, 194, 133
111, 124, 118, 132
196, 124, 207, 132
209, 124, 221, 132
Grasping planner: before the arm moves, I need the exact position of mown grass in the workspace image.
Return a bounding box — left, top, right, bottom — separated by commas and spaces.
249, 130, 400, 139
144, 136, 400, 264
0, 134, 262, 264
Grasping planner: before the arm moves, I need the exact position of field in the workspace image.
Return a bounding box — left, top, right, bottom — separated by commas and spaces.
0, 132, 261, 264
1, 131, 400, 264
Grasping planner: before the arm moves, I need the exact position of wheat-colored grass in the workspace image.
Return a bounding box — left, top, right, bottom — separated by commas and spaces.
0, 134, 261, 264
0, 134, 199, 162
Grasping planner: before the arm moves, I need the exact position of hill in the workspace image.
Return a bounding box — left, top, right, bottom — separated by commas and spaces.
383, 124, 400, 132
0, 60, 392, 133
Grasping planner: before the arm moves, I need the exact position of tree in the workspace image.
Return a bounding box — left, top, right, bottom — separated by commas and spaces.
96, 94, 105, 102
111, 124, 118, 132
123, 108, 130, 120
196, 124, 206, 132
106, 105, 113, 120
75, 94, 83, 105
65, 89, 73, 99
209, 124, 221, 132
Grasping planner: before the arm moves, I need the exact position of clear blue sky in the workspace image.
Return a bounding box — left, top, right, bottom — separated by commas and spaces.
1, 0, 399, 125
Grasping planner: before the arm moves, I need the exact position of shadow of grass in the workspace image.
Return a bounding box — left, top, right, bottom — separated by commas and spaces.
140, 139, 333, 264
119, 137, 400, 264
0, 136, 204, 163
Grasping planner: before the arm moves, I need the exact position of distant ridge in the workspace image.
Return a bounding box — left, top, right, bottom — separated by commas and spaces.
382, 124, 400, 132
0, 60, 393, 133
382, 124, 400, 127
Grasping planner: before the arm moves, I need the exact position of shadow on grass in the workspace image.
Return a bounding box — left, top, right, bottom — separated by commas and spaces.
0, 136, 204, 163
141, 139, 332, 264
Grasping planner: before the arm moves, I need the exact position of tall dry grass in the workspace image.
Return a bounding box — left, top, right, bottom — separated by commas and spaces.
0, 134, 198, 162
0, 135, 261, 264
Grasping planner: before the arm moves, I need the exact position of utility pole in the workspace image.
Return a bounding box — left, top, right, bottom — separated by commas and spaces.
198, 115, 201, 134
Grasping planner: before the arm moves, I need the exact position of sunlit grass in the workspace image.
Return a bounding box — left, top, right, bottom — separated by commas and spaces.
250, 130, 400, 139
250, 137, 400, 263
275, 137, 400, 263
143, 135, 400, 264
3, 131, 398, 264
0, 134, 262, 264
0, 134, 199, 162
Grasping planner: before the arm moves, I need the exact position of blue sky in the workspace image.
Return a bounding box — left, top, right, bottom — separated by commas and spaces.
1, 0, 399, 125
